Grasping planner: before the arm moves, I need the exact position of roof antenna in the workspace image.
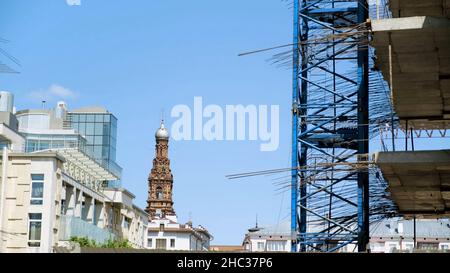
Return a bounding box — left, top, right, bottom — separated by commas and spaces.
41, 100, 46, 109
161, 108, 165, 124
256, 214, 258, 229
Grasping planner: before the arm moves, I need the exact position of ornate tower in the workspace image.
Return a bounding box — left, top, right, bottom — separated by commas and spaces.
146, 120, 175, 218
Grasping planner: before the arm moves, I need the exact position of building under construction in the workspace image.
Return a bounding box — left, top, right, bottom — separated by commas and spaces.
285, 0, 450, 252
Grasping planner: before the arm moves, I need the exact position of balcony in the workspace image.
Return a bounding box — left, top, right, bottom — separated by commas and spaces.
59, 215, 115, 244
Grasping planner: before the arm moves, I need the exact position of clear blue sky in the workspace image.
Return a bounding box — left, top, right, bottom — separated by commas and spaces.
0, 0, 293, 245
0, 0, 447, 245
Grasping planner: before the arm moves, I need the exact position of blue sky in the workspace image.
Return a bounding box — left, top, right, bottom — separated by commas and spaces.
0, 0, 447, 245
0, 0, 293, 245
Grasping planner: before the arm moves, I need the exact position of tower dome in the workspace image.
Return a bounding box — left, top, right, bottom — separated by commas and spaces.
155, 120, 169, 140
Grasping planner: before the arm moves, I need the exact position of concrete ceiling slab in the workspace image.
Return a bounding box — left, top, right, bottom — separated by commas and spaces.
375, 150, 450, 217
371, 16, 450, 129
389, 0, 450, 19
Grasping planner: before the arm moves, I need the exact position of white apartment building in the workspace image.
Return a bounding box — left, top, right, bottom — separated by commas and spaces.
242, 221, 292, 252
242, 218, 450, 253
147, 216, 212, 251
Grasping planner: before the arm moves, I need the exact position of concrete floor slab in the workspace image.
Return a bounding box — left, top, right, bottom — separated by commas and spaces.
371, 16, 450, 129
389, 0, 450, 19
375, 150, 450, 218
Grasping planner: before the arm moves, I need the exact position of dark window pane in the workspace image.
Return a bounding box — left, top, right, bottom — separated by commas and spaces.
31, 199, 43, 205
26, 140, 39, 152
31, 174, 44, 181
39, 141, 50, 150
29, 221, 42, 241
102, 146, 109, 159
102, 137, 110, 147
31, 182, 44, 198
29, 213, 42, 220
103, 124, 110, 136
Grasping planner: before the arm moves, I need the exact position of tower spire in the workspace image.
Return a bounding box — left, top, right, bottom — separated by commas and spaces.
146, 119, 175, 219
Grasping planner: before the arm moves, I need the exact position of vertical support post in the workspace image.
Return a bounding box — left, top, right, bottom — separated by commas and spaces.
376, 0, 380, 20
357, 0, 369, 252
0, 147, 8, 248
291, 0, 300, 253
413, 215, 417, 250
388, 33, 396, 152
298, 0, 309, 252
405, 120, 408, 151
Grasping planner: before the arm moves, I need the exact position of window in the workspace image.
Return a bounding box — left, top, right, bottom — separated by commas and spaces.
404, 243, 414, 252
418, 242, 439, 250
28, 213, 42, 247
95, 114, 104, 123
440, 244, 449, 250
86, 123, 94, 136
388, 243, 397, 253
156, 239, 167, 250
170, 239, 175, 248
61, 199, 66, 215
156, 187, 163, 200
86, 114, 95, 122
266, 241, 286, 252
30, 174, 44, 205
156, 209, 162, 217
159, 224, 165, 231
148, 239, 153, 248
257, 242, 265, 251
123, 217, 131, 230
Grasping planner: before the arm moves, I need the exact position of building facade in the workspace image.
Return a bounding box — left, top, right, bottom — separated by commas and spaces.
145, 121, 212, 251
242, 218, 450, 253
0, 93, 148, 252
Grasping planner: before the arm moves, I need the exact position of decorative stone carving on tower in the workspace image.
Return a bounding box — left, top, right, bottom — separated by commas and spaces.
145, 120, 175, 218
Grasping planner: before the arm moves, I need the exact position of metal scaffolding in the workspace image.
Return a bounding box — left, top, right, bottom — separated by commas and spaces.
291, 0, 370, 252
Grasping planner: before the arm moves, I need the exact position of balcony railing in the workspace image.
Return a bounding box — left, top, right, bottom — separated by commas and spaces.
59, 215, 115, 245
22, 132, 122, 179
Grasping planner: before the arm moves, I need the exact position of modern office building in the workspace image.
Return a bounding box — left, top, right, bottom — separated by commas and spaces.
0, 92, 148, 252
15, 102, 122, 183
64, 106, 121, 185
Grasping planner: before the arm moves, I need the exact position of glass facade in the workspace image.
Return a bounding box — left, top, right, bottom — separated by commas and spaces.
24, 133, 87, 154
66, 113, 117, 164
65, 112, 122, 182
16, 109, 122, 183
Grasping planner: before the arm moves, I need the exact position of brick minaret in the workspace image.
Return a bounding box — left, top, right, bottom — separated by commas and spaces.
145, 120, 175, 218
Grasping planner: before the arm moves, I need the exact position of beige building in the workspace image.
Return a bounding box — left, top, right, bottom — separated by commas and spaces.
0, 94, 148, 252
0, 138, 148, 252
103, 188, 148, 248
